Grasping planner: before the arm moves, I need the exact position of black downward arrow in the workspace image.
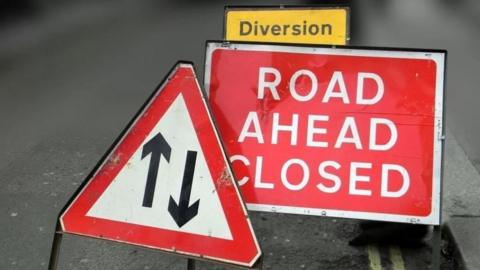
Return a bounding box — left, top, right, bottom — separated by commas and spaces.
168, 150, 200, 228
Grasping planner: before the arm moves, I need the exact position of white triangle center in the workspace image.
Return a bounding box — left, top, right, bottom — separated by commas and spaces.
87, 93, 233, 240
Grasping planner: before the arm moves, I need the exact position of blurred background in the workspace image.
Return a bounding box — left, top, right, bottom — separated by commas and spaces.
1, 0, 479, 269
1, 0, 479, 172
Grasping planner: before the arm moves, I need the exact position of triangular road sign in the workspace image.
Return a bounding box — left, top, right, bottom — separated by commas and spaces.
60, 62, 261, 267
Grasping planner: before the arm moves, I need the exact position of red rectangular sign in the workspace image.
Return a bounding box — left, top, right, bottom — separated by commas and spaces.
205, 42, 445, 225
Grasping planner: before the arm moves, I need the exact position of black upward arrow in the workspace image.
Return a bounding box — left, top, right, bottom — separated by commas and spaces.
168, 150, 200, 228
141, 132, 171, 208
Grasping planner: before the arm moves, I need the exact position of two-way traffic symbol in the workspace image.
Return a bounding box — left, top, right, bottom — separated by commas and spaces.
141, 131, 199, 228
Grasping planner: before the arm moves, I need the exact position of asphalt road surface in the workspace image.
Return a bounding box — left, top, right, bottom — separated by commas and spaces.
1, 0, 480, 269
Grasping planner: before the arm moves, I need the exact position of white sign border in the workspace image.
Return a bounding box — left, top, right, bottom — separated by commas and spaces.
204, 41, 446, 225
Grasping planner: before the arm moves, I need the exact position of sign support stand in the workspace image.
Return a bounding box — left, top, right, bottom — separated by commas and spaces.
431, 96, 445, 270
48, 222, 63, 270
185, 256, 263, 270
431, 225, 442, 270
47, 231, 263, 270
187, 258, 196, 270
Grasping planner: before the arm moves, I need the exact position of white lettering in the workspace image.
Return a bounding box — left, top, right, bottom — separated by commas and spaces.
254, 156, 274, 189
281, 158, 309, 191
272, 113, 299, 145
230, 155, 250, 186
335, 116, 362, 149
317, 161, 341, 193
322, 71, 350, 104
369, 118, 398, 151
349, 162, 372, 196
258, 67, 281, 100
381, 164, 410, 198
289, 69, 318, 102
307, 115, 329, 147
238, 112, 264, 143
356, 72, 384, 105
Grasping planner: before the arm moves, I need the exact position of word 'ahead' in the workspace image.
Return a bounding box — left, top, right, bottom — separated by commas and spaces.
60, 62, 261, 267
205, 42, 445, 225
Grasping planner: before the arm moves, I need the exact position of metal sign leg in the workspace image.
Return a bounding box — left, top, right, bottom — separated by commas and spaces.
253, 256, 263, 270
187, 258, 196, 270
431, 225, 442, 270
48, 223, 63, 270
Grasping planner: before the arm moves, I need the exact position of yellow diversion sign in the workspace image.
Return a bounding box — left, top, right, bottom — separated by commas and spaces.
224, 7, 349, 45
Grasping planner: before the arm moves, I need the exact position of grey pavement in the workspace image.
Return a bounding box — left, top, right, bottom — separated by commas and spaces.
1, 0, 480, 269
445, 216, 480, 270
